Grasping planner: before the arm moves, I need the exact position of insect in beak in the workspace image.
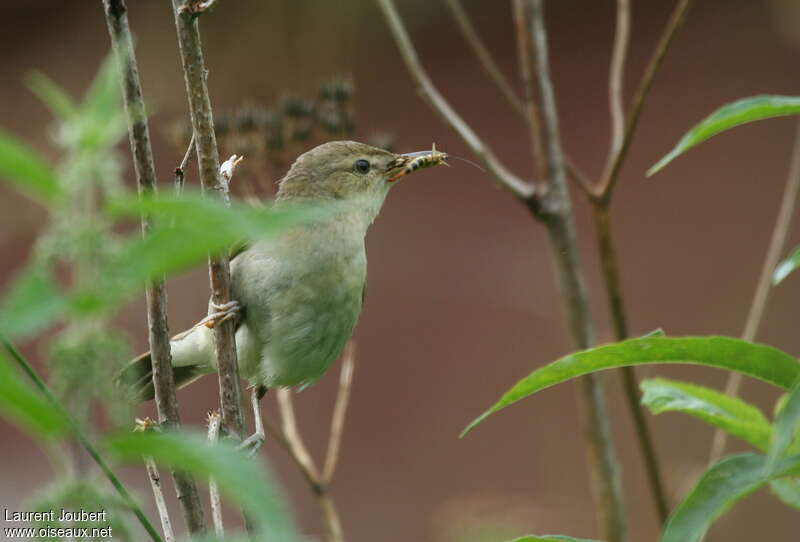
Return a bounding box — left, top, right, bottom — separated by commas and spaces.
387, 143, 449, 182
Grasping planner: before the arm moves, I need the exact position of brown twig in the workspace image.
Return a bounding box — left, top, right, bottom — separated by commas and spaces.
265, 343, 356, 542
135, 418, 176, 542
276, 390, 319, 480
144, 458, 176, 542
521, 3, 628, 542
275, 382, 346, 542
376, 0, 535, 201
170, 0, 246, 442
444, 0, 526, 119
175, 132, 195, 194
207, 411, 225, 538
582, 0, 673, 525
511, 0, 547, 183
323, 342, 356, 483
596, 0, 692, 203
592, 205, 669, 524
102, 0, 206, 534
607, 0, 630, 164
708, 121, 800, 464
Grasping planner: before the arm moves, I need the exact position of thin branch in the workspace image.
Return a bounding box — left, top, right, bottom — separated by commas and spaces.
263, 417, 320, 490
607, 0, 631, 164
444, 0, 526, 118
103, 0, 206, 533
376, 0, 535, 200
323, 342, 356, 483
524, 2, 627, 542
144, 458, 176, 542
134, 417, 176, 542
2, 337, 163, 542
207, 410, 225, 538
276, 389, 320, 481
511, 0, 547, 183
175, 132, 195, 194
597, 0, 692, 202
275, 389, 345, 542
709, 120, 800, 464
589, 0, 671, 525
592, 204, 669, 524
170, 0, 246, 441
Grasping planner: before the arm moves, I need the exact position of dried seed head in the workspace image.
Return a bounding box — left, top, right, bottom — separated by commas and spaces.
319, 77, 353, 103
282, 96, 315, 118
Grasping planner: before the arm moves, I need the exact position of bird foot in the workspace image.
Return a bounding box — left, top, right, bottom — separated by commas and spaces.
238, 432, 265, 457
201, 300, 242, 329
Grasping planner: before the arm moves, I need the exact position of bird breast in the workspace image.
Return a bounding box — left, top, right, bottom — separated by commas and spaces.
233, 233, 366, 388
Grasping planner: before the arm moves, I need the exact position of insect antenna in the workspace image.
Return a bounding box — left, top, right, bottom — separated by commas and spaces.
447, 154, 486, 173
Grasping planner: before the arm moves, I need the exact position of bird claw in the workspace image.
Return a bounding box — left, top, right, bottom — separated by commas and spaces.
201, 300, 242, 329
238, 433, 265, 457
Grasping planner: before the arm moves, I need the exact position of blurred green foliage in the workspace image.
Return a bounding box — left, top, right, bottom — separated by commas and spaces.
0, 56, 314, 541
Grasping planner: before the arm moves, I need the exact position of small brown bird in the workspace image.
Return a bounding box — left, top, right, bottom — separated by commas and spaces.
124, 141, 446, 411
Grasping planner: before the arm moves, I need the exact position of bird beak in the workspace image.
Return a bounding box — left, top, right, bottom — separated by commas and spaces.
385, 144, 449, 182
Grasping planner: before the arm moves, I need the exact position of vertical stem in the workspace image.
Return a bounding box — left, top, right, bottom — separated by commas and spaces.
709, 121, 800, 463
102, 0, 206, 534
593, 203, 670, 523
523, 2, 627, 541
3, 337, 164, 542
512, 0, 546, 182
607, 0, 630, 162
144, 458, 177, 542
169, 1, 246, 441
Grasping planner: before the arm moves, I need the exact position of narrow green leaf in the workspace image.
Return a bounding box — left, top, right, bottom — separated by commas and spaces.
105, 431, 299, 540
769, 478, 800, 510
0, 129, 59, 201
641, 378, 772, 451
662, 453, 800, 542
0, 352, 69, 439
463, 336, 800, 436
773, 245, 800, 285
0, 263, 68, 340
27, 72, 78, 120
648, 95, 800, 175
768, 378, 800, 470
507, 536, 602, 542
73, 194, 332, 314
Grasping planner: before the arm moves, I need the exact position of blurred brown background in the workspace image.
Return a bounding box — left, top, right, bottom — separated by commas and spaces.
3, 1, 800, 541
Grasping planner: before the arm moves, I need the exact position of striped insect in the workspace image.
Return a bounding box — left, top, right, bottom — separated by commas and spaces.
388, 143, 449, 182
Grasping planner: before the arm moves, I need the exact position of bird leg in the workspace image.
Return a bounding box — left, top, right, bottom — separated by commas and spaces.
200, 300, 242, 329
239, 386, 267, 456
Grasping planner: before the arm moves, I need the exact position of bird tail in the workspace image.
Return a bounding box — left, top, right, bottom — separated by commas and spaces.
119, 351, 206, 402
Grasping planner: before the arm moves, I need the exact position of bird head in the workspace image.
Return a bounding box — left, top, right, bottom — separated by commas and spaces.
276, 141, 447, 225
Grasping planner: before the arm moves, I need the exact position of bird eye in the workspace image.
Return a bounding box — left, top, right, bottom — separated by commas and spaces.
354, 159, 370, 174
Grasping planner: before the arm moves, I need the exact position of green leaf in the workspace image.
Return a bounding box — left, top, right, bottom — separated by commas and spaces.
648, 95, 800, 175
0, 129, 59, 201
768, 378, 800, 470
507, 536, 602, 542
769, 478, 800, 510
773, 245, 800, 285
73, 193, 333, 312
662, 453, 800, 542
27, 72, 78, 120
463, 336, 800, 437
105, 431, 300, 540
75, 54, 127, 151
640, 378, 772, 451
0, 263, 69, 340
0, 352, 69, 439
